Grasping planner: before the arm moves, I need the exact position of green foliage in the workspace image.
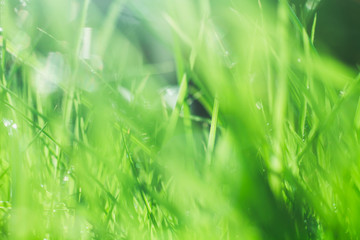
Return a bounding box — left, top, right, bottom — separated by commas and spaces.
0, 0, 359, 239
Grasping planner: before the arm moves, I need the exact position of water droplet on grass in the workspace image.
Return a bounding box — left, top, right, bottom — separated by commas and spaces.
118, 86, 133, 102
256, 101, 263, 110
160, 86, 179, 109
3, 119, 12, 127
2, 119, 18, 135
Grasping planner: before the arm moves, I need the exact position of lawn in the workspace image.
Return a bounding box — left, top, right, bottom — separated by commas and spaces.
0, 0, 360, 239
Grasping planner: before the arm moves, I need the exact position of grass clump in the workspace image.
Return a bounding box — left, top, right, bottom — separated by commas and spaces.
0, 0, 360, 239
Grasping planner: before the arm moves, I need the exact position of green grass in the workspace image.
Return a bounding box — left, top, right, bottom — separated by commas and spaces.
1, 0, 360, 239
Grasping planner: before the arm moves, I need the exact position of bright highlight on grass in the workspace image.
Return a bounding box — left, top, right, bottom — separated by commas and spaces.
0, 0, 360, 239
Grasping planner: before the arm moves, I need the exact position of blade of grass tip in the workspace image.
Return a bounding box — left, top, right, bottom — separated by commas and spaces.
163, 13, 192, 47
172, 30, 195, 150
300, 14, 317, 139
300, 25, 313, 139
300, 13, 317, 139
206, 96, 219, 165
311, 13, 317, 45
187, 75, 213, 115
164, 74, 187, 143
286, 2, 317, 54
193, 89, 211, 110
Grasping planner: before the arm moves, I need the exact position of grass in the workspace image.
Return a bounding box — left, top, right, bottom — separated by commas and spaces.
1, 0, 360, 239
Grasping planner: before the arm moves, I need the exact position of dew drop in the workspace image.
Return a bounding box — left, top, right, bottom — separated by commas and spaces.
256, 101, 263, 110
3, 119, 12, 127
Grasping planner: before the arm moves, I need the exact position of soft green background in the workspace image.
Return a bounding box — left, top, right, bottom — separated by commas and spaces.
0, 0, 360, 239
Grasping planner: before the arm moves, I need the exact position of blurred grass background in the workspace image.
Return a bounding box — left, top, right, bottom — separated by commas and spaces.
1, 0, 360, 239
